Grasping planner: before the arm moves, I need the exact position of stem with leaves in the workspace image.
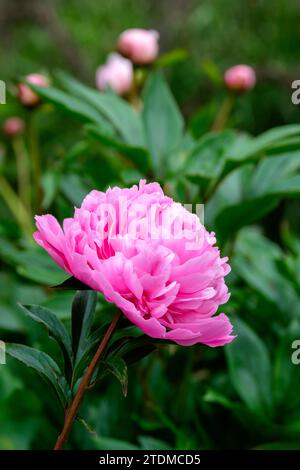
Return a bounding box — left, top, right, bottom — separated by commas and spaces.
54, 310, 121, 450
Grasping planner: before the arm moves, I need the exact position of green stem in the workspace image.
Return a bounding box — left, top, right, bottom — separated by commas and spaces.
128, 70, 142, 111
28, 112, 42, 213
0, 175, 34, 240
12, 136, 31, 213
211, 95, 234, 132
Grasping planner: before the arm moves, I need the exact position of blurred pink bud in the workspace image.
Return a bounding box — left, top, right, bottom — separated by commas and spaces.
18, 73, 49, 107
118, 28, 159, 64
224, 65, 256, 93
3, 117, 25, 138
95, 53, 133, 95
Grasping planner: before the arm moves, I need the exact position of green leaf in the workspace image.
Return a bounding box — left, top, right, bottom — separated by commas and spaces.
270, 174, 300, 196
276, 254, 300, 297
41, 171, 61, 209
250, 151, 300, 196
121, 168, 144, 185
206, 164, 276, 238
19, 304, 72, 374
155, 48, 189, 68
86, 124, 150, 173
189, 101, 218, 138
71, 330, 102, 384
106, 335, 157, 365
225, 318, 273, 417
229, 125, 300, 162
185, 130, 236, 182
53, 276, 92, 291
201, 59, 223, 86
198, 126, 300, 184
206, 151, 300, 240
0, 238, 67, 286
204, 390, 242, 411
232, 228, 299, 315
57, 72, 145, 147
71, 291, 98, 363
60, 173, 90, 207
0, 304, 25, 332
273, 319, 300, 411
142, 71, 184, 173
105, 356, 128, 397
6, 344, 70, 408
28, 83, 105, 125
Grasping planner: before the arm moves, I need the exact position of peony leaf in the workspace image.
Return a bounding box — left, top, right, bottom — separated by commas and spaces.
53, 276, 92, 291
27, 82, 106, 126
0, 238, 67, 286
142, 71, 184, 174
206, 150, 300, 241
6, 344, 70, 408
105, 356, 128, 397
71, 291, 98, 363
106, 335, 157, 365
185, 130, 236, 183
86, 124, 150, 172
18, 304, 73, 378
56, 71, 145, 147
225, 318, 273, 417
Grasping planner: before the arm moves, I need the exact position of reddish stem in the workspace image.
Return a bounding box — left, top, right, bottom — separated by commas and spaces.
54, 311, 121, 450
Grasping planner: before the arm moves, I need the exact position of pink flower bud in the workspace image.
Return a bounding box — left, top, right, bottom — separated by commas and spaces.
118, 28, 159, 64
3, 117, 25, 138
95, 53, 133, 95
224, 65, 256, 93
18, 73, 49, 107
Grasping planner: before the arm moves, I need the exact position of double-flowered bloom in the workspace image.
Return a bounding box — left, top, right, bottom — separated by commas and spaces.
34, 181, 234, 347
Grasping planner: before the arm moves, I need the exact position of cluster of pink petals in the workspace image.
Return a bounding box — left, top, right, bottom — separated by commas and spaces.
34, 181, 234, 347
118, 28, 159, 64
224, 64, 256, 92
18, 73, 49, 107
95, 53, 133, 95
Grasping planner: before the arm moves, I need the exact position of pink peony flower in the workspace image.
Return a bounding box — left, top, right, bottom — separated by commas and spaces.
96, 53, 133, 95
18, 73, 49, 107
3, 117, 25, 137
118, 28, 159, 64
34, 181, 234, 347
224, 65, 256, 92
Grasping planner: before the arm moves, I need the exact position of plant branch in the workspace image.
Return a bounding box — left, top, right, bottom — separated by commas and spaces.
54, 310, 122, 450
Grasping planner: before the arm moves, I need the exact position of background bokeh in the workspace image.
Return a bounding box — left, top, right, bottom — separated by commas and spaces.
1, 0, 300, 450
2, 0, 300, 132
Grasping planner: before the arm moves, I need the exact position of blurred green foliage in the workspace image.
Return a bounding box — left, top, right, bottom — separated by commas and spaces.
2, 0, 300, 132
1, 0, 300, 451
